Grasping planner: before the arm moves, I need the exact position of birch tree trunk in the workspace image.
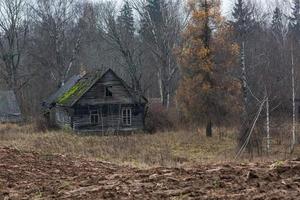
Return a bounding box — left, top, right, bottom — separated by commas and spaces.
158, 70, 171, 108
291, 44, 296, 153
266, 96, 270, 154
241, 42, 248, 109
158, 71, 163, 103
239, 41, 250, 149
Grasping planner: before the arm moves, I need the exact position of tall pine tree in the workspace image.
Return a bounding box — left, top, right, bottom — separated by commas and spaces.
104, 1, 141, 91
177, 0, 239, 137
271, 7, 284, 44
290, 0, 300, 36
117, 1, 134, 42
231, 0, 255, 40
140, 0, 165, 43
116, 1, 141, 91
146, 0, 163, 25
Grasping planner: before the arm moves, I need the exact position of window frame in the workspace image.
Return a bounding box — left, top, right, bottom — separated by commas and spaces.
90, 110, 100, 124
122, 108, 132, 126
56, 110, 66, 123
105, 86, 113, 97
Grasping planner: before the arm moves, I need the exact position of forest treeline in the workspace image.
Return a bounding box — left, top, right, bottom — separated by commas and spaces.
0, 0, 300, 151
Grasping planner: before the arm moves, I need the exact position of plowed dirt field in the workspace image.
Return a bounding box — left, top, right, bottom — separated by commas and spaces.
1, 147, 300, 200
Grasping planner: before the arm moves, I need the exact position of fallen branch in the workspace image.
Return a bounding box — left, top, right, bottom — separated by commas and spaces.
235, 97, 267, 159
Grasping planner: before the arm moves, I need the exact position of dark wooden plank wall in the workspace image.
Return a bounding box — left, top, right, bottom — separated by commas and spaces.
0, 115, 22, 123
55, 108, 72, 127
72, 104, 144, 132
77, 71, 134, 106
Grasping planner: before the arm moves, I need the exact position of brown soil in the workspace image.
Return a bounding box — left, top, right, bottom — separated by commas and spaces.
0, 147, 300, 200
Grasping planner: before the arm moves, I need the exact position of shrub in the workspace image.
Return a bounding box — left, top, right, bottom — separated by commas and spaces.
145, 101, 175, 133
32, 114, 58, 132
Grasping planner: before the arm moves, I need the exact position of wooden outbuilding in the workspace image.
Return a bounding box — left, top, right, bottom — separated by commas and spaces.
43, 69, 148, 132
0, 90, 22, 123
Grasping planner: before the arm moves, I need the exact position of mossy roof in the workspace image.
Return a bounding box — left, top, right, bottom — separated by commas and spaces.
44, 69, 148, 108
43, 75, 81, 108
56, 71, 102, 107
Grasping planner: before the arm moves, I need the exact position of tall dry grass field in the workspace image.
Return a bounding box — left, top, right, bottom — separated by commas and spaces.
0, 123, 299, 167
0, 124, 237, 167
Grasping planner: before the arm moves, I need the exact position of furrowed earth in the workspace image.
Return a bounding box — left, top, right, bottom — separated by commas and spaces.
1, 147, 300, 199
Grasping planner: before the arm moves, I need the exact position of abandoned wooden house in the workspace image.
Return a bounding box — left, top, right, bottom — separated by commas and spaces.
0, 90, 22, 123
43, 69, 148, 132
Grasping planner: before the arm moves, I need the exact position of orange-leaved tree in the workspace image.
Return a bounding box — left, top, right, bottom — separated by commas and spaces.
176, 0, 240, 137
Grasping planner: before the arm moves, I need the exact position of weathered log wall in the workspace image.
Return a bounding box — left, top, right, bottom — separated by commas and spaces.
72, 104, 144, 132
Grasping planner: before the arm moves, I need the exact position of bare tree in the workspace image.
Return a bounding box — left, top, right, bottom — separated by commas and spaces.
99, 1, 144, 92
0, 0, 28, 92
133, 0, 183, 108
29, 0, 82, 87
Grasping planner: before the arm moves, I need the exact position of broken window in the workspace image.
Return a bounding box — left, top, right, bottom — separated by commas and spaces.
105, 86, 112, 97
122, 108, 132, 126
90, 110, 99, 124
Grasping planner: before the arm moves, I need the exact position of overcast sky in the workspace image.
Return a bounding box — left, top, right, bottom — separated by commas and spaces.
222, 0, 235, 16
97, 0, 292, 17
103, 0, 238, 14
100, 0, 265, 15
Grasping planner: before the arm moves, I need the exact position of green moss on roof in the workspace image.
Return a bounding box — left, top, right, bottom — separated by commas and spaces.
57, 71, 102, 106
57, 82, 86, 105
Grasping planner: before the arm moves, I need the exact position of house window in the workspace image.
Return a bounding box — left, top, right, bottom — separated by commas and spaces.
56, 110, 66, 123
122, 108, 132, 126
56, 111, 62, 122
90, 110, 99, 124
105, 86, 112, 97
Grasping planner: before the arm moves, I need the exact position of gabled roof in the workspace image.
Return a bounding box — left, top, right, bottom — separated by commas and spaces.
107, 69, 148, 104
43, 75, 82, 108
0, 90, 21, 116
44, 69, 147, 108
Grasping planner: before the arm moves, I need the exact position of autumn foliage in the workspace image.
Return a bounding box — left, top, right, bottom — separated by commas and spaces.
176, 0, 241, 129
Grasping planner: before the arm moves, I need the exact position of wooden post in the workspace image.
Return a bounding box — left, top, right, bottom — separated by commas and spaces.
100, 106, 104, 133
117, 104, 121, 131
206, 120, 212, 137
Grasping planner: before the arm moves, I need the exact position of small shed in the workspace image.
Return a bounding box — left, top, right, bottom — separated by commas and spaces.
0, 90, 22, 123
43, 69, 148, 133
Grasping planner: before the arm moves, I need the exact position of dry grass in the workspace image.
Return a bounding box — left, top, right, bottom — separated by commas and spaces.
1, 123, 300, 167
0, 123, 236, 167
